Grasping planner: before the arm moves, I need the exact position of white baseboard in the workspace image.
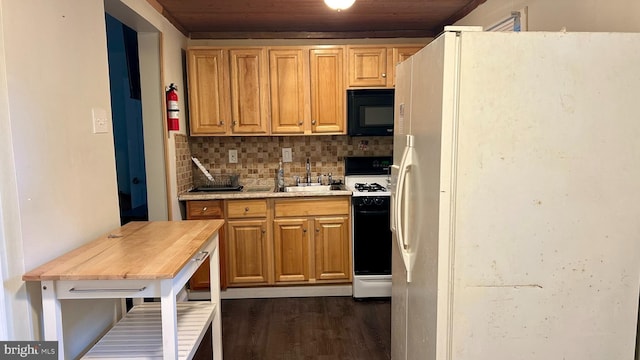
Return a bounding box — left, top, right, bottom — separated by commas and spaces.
188, 285, 353, 300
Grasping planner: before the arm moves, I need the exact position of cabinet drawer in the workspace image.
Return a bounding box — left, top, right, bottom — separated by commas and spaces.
275, 197, 350, 217
226, 199, 268, 218
186, 200, 224, 219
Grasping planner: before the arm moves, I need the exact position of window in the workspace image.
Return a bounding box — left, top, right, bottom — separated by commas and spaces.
486, 7, 528, 32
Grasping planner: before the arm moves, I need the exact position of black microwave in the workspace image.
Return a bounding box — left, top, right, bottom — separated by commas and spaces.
347, 89, 394, 136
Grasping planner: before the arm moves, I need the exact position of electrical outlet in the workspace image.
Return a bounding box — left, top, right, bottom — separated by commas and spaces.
282, 148, 293, 163
92, 107, 110, 134
228, 149, 238, 163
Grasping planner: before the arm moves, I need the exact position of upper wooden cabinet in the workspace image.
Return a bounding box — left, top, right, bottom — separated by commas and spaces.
309, 47, 345, 134
389, 46, 423, 87
229, 49, 270, 135
270, 46, 345, 135
187, 49, 230, 135
347, 45, 424, 88
269, 48, 308, 134
347, 46, 388, 87
187, 48, 269, 136
187, 43, 424, 136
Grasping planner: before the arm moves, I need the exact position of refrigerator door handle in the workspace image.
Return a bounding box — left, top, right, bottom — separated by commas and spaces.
390, 165, 400, 233
396, 148, 409, 250
395, 135, 415, 282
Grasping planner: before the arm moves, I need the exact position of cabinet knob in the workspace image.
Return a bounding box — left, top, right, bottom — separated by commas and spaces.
311, 120, 316, 125
245, 207, 250, 212
262, 229, 266, 234
298, 121, 303, 126
382, 73, 387, 78
232, 120, 237, 126
316, 228, 320, 233
201, 207, 208, 212
303, 228, 307, 233
220, 120, 225, 125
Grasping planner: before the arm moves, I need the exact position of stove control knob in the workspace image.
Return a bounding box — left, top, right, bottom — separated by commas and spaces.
362, 198, 372, 205
374, 198, 384, 206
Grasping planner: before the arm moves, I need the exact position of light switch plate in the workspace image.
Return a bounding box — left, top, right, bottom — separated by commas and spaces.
92, 107, 110, 134
282, 148, 292, 163
229, 149, 238, 163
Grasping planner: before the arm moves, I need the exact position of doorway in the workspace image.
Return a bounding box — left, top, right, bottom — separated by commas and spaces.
105, 14, 149, 225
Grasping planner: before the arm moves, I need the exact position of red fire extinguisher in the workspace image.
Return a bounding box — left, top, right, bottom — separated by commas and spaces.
166, 83, 180, 131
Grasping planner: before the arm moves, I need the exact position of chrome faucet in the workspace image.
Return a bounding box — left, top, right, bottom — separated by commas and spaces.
305, 158, 311, 184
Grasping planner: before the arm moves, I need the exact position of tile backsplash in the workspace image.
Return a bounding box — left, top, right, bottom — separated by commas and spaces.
175, 134, 193, 194
183, 136, 392, 190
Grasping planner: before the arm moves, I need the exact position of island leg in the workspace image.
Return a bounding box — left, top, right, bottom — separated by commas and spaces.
160, 280, 178, 360
41, 280, 64, 360
209, 235, 223, 359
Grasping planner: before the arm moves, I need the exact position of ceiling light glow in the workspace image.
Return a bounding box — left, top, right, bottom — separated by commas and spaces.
324, 0, 356, 11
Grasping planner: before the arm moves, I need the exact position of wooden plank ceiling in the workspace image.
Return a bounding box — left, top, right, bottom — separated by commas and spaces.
148, 0, 487, 39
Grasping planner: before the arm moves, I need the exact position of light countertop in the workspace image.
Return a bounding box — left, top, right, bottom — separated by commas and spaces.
178, 186, 352, 201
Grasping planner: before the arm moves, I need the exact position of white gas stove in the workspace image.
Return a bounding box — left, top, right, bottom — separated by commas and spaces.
345, 157, 393, 299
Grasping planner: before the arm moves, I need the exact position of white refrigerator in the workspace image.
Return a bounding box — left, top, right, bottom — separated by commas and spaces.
390, 27, 640, 360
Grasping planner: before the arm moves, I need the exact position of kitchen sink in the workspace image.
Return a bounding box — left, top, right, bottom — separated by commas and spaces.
283, 184, 346, 192
284, 185, 331, 192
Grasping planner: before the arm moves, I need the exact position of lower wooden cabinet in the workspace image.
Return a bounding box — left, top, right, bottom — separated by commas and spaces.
227, 219, 270, 285
186, 200, 227, 290
273, 218, 311, 282
314, 216, 350, 281
273, 197, 352, 285
185, 196, 351, 289
273, 215, 350, 284
225, 199, 272, 287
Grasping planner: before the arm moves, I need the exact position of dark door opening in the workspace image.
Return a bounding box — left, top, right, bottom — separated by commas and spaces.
105, 14, 148, 225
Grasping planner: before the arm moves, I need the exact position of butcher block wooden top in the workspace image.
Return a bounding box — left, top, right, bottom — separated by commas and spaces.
22, 220, 224, 281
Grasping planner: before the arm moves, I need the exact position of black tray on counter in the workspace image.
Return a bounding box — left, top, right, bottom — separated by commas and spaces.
189, 185, 244, 192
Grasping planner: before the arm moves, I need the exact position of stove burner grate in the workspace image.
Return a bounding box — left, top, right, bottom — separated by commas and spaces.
354, 182, 387, 192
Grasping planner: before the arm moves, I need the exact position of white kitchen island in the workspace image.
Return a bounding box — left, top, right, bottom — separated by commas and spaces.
23, 220, 224, 360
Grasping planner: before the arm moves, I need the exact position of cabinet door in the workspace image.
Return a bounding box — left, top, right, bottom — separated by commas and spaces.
310, 47, 345, 134
389, 46, 423, 87
187, 49, 230, 135
347, 47, 388, 87
186, 200, 227, 290
273, 218, 310, 282
269, 48, 308, 134
314, 216, 351, 281
229, 49, 269, 134
227, 219, 270, 285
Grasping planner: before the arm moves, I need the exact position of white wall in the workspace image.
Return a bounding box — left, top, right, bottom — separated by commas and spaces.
0, 0, 19, 341
456, 0, 640, 32
0, 0, 185, 358
0, 0, 122, 357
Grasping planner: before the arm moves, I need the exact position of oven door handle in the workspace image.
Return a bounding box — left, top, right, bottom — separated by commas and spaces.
356, 209, 390, 215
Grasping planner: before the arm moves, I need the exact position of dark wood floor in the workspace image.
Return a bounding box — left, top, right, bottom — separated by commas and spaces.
220, 296, 391, 360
